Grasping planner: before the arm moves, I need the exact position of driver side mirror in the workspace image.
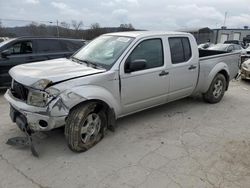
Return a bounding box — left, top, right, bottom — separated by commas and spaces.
125, 59, 147, 73
1, 49, 11, 58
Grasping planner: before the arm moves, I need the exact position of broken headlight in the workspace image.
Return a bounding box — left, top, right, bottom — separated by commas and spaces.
27, 90, 49, 107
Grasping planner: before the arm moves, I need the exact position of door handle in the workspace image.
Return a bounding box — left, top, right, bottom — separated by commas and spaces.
159, 70, 169, 76
188, 65, 197, 70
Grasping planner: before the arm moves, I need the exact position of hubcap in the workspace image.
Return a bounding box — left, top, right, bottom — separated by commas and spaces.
80, 113, 101, 144
213, 80, 223, 98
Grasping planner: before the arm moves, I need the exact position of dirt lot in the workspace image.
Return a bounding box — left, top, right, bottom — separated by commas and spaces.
0, 80, 250, 188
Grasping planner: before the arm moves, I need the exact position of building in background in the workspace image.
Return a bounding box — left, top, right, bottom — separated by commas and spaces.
181, 27, 250, 45
179, 27, 214, 44
213, 27, 250, 44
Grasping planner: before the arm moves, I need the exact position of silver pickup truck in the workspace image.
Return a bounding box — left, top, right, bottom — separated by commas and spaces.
5, 31, 240, 153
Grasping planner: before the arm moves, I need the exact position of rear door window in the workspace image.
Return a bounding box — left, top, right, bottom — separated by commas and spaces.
168, 37, 192, 64
7, 41, 33, 55
37, 39, 64, 53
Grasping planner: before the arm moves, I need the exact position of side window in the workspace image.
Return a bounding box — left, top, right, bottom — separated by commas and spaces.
7, 41, 33, 55
37, 39, 64, 53
63, 40, 84, 51
169, 37, 192, 64
126, 39, 164, 71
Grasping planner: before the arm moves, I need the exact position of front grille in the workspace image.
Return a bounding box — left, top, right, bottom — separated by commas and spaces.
11, 80, 29, 101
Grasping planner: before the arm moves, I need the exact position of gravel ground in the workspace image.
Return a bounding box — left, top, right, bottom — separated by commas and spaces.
0, 80, 250, 188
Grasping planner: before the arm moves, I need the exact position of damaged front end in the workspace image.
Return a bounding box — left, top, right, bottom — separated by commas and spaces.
4, 79, 70, 157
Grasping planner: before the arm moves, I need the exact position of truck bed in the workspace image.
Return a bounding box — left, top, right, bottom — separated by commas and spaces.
194, 49, 241, 94
199, 49, 228, 58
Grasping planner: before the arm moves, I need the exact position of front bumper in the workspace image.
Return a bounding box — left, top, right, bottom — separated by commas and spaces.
4, 89, 69, 132
241, 67, 250, 79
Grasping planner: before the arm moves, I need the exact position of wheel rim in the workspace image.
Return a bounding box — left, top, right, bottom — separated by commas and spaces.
80, 113, 101, 144
213, 80, 223, 98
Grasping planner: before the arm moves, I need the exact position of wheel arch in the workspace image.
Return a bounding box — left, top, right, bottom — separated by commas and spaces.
217, 69, 229, 90
62, 85, 119, 131
203, 62, 230, 93
69, 99, 116, 131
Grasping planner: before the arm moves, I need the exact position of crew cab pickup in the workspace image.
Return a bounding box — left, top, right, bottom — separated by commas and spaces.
5, 31, 240, 153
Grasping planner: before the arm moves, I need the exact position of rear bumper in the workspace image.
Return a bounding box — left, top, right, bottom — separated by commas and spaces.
4, 89, 68, 132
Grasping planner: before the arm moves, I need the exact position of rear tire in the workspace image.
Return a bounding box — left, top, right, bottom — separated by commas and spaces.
203, 73, 226, 104
65, 102, 107, 152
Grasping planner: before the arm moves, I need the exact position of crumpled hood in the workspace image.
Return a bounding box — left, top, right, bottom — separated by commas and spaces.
9, 58, 106, 87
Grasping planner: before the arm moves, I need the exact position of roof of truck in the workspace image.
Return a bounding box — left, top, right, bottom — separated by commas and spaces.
105, 31, 188, 38
13, 36, 86, 42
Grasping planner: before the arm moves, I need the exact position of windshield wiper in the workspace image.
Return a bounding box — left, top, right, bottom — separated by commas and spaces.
81, 59, 105, 69
71, 56, 87, 65
71, 57, 105, 70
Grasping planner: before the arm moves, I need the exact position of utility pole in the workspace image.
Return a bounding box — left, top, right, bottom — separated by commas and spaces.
223, 12, 228, 27
56, 20, 59, 37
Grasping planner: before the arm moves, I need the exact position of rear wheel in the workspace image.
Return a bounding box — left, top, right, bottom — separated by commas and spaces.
203, 73, 226, 104
65, 102, 107, 152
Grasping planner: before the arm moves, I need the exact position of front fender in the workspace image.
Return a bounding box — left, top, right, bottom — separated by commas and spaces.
59, 85, 121, 116
202, 62, 230, 93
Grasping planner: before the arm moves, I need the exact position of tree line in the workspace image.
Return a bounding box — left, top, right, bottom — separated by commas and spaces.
0, 20, 136, 40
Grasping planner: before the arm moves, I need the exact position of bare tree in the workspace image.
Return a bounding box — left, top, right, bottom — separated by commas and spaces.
60, 21, 71, 37
127, 23, 134, 29
71, 20, 83, 38
71, 20, 83, 31
28, 22, 39, 36
90, 23, 101, 29
120, 23, 134, 29
60, 21, 70, 29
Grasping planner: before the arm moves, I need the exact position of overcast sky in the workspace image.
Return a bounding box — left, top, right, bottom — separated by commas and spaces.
0, 0, 250, 30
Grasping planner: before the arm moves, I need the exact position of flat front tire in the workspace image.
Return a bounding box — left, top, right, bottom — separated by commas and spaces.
203, 73, 227, 104
65, 103, 107, 152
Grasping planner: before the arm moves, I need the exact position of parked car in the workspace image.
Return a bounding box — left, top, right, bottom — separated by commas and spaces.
198, 42, 214, 49
241, 59, 250, 80
208, 43, 246, 55
224, 40, 245, 48
4, 31, 240, 155
0, 37, 86, 88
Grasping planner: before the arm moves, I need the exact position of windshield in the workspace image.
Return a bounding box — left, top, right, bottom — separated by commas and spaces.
208, 44, 229, 51
73, 35, 134, 69
0, 39, 15, 49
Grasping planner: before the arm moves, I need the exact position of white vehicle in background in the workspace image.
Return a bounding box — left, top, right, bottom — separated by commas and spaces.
208, 43, 246, 55
241, 59, 250, 80
198, 42, 214, 49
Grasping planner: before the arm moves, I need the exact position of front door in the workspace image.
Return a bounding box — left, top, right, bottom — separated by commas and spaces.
120, 38, 169, 115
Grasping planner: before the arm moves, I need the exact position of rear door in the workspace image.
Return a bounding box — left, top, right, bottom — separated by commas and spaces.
167, 36, 199, 101
0, 40, 34, 86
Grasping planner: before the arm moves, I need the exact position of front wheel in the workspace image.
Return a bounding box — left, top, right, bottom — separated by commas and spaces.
203, 73, 227, 104
65, 103, 107, 152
